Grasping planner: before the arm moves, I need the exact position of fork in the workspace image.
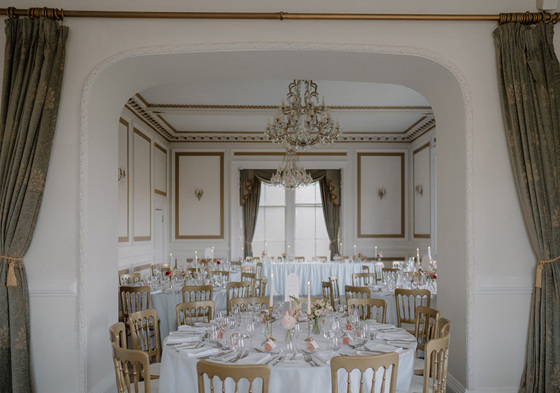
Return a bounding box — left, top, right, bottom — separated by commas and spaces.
303, 353, 318, 367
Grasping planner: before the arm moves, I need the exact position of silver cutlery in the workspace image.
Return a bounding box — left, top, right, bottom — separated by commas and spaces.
265, 354, 278, 365
303, 353, 319, 367
272, 355, 284, 366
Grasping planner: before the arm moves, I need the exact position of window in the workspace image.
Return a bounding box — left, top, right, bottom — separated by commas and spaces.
252, 182, 329, 260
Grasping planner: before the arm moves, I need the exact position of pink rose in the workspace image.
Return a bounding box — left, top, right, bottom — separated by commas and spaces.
281, 315, 297, 329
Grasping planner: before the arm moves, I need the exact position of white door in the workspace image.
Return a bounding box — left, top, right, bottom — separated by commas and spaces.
154, 209, 164, 264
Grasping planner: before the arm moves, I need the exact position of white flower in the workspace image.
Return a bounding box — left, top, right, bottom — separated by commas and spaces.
314, 309, 321, 317
281, 315, 297, 329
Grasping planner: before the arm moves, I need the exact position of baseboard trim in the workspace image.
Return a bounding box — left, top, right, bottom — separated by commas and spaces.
28, 280, 77, 296
448, 373, 466, 393
89, 373, 114, 393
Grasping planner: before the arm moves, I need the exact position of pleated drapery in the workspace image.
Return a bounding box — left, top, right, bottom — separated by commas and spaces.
494, 22, 560, 393
239, 169, 341, 259
0, 18, 68, 392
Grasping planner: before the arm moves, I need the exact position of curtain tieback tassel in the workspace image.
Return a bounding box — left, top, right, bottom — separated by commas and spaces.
1, 256, 23, 287
535, 255, 560, 288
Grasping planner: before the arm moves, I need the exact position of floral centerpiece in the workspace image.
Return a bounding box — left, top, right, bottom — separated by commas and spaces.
310, 299, 333, 334
423, 270, 437, 280
281, 301, 299, 351
357, 252, 368, 262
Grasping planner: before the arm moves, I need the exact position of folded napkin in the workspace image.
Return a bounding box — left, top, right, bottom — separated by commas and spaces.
179, 347, 220, 358
237, 352, 272, 365
314, 350, 337, 364
380, 328, 406, 333
283, 353, 305, 364
371, 323, 397, 330
365, 342, 400, 353
151, 289, 163, 295
377, 332, 416, 341
194, 322, 213, 327
166, 335, 202, 344
177, 325, 208, 333
212, 351, 238, 363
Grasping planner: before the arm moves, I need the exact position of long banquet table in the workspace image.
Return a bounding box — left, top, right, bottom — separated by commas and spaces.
159, 319, 416, 393
260, 261, 377, 296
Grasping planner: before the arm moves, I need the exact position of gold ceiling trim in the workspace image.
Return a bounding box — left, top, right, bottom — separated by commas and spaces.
234, 151, 347, 156
4, 7, 560, 25
148, 104, 433, 111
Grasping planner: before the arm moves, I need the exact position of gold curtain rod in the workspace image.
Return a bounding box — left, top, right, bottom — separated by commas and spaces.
1, 7, 560, 25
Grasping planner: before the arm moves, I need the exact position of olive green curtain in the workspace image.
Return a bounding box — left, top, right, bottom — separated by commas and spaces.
494, 22, 560, 393
0, 18, 68, 392
239, 169, 341, 259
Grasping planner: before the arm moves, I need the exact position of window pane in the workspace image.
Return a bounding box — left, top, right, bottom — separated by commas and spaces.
315, 207, 329, 239
264, 207, 285, 241
315, 182, 322, 202
315, 238, 330, 258
295, 239, 315, 260
264, 185, 286, 205
295, 182, 317, 204
253, 208, 265, 241
295, 206, 316, 239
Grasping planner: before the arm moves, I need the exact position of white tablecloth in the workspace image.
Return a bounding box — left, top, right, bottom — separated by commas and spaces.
260, 262, 377, 297
151, 288, 227, 339
159, 320, 415, 393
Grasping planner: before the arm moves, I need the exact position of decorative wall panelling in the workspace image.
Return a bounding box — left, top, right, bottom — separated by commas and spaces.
357, 152, 406, 238
154, 143, 168, 196
118, 118, 129, 242
174, 152, 224, 239
133, 128, 152, 241
413, 142, 431, 238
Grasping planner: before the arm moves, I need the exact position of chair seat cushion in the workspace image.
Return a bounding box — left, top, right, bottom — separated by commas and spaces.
150, 362, 161, 377
396, 375, 431, 393
136, 378, 159, 393
414, 357, 425, 372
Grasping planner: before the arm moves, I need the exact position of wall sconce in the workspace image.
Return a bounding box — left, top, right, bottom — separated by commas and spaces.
195, 189, 204, 201
378, 187, 386, 200
118, 168, 126, 182
415, 185, 423, 197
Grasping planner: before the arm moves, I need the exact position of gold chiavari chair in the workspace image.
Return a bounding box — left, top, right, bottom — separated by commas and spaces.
362, 265, 370, 273
128, 308, 161, 379
112, 342, 159, 393
182, 284, 213, 303
352, 272, 377, 286
329, 276, 341, 308
413, 305, 440, 376
151, 263, 170, 275
241, 272, 257, 295
298, 296, 324, 314
344, 285, 370, 300
405, 334, 451, 393
241, 266, 255, 273
246, 256, 261, 263
255, 277, 268, 297
382, 267, 399, 274
330, 353, 399, 393
176, 300, 215, 326
230, 261, 242, 267
322, 281, 335, 309
197, 360, 271, 393
316, 256, 328, 262
394, 288, 431, 334
256, 262, 263, 276
229, 296, 270, 313
119, 273, 141, 286
226, 281, 252, 315
438, 317, 451, 338
160, 267, 171, 275
120, 286, 151, 327
295, 256, 305, 262
109, 322, 127, 349
346, 298, 387, 323
341, 256, 350, 262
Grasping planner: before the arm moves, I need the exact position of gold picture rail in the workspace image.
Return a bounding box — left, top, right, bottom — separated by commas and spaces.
2, 7, 560, 25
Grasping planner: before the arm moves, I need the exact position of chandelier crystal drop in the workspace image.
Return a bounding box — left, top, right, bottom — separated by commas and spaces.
265, 80, 341, 150
271, 149, 313, 190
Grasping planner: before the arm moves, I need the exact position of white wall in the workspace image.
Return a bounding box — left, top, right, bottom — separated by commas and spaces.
0, 1, 546, 392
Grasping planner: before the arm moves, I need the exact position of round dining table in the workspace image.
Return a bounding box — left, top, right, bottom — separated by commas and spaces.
158, 318, 416, 393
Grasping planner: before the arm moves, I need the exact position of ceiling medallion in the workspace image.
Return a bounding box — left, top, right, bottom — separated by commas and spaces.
271, 149, 313, 190
265, 80, 341, 150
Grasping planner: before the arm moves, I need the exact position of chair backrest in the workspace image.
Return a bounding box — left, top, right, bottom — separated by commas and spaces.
414, 305, 440, 355
109, 322, 127, 349
241, 272, 257, 295
317, 256, 328, 262
329, 276, 341, 307
119, 273, 141, 286
197, 360, 270, 393
160, 267, 171, 274
361, 265, 370, 273
246, 257, 261, 263
182, 284, 213, 303
394, 288, 431, 331
330, 353, 399, 393
241, 266, 255, 273
382, 267, 399, 273
226, 281, 252, 315
176, 300, 215, 326
322, 281, 335, 309
229, 296, 270, 313
230, 261, 242, 267
352, 272, 377, 286
112, 342, 154, 393
438, 317, 451, 338
295, 256, 305, 262
120, 286, 151, 323
346, 298, 387, 323
298, 296, 324, 314
255, 277, 268, 297
151, 263, 170, 275
423, 334, 450, 393
128, 308, 161, 364
256, 262, 264, 277
344, 285, 370, 300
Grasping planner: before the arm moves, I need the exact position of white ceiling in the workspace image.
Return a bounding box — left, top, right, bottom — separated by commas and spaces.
127, 79, 435, 144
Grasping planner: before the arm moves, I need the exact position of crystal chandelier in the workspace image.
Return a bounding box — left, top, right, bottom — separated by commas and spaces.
265, 80, 341, 150
271, 149, 313, 189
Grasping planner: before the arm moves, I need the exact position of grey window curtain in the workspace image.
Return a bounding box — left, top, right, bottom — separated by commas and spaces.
494, 22, 560, 393
0, 18, 68, 392
239, 169, 341, 259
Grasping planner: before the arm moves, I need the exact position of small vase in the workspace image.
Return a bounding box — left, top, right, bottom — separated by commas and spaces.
312, 318, 321, 335
284, 328, 295, 352
263, 320, 272, 338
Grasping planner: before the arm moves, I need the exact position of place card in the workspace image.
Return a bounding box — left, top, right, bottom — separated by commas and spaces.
264, 339, 277, 352
306, 339, 319, 352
